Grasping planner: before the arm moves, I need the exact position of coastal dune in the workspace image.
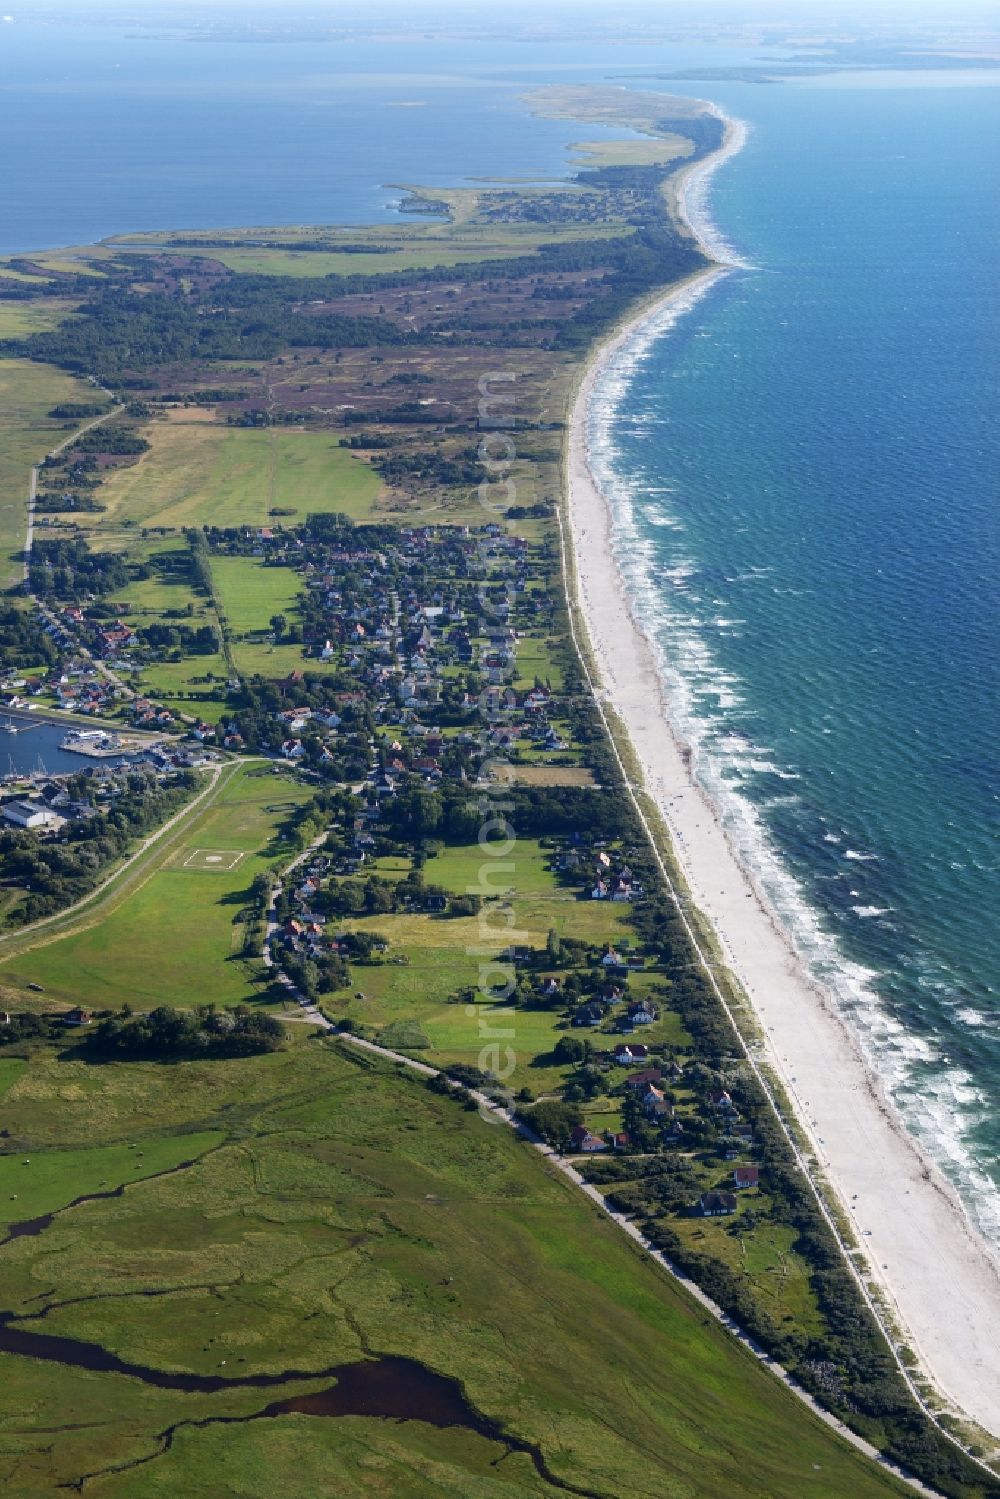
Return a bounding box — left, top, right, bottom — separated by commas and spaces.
564, 119, 1000, 1442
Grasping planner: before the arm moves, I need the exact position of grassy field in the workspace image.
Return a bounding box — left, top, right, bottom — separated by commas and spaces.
320, 840, 685, 1090
209, 554, 337, 680
0, 266, 52, 284
28, 255, 106, 278
0, 766, 310, 1012
171, 243, 547, 277
0, 1056, 25, 1100
0, 1040, 910, 1498
0, 1131, 222, 1229
0, 300, 79, 337
102, 540, 230, 714
85, 423, 383, 532
0, 358, 100, 589
106, 220, 632, 277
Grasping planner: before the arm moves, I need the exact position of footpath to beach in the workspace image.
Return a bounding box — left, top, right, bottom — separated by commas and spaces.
562, 119, 1000, 1444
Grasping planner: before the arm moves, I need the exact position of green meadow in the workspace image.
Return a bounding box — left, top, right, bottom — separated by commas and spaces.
174, 242, 544, 277
0, 1041, 909, 1499
86, 423, 383, 532
0, 766, 310, 1012
0, 299, 79, 338
322, 840, 686, 1087
210, 554, 337, 679
104, 540, 230, 714
0, 1131, 222, 1229
0, 358, 99, 588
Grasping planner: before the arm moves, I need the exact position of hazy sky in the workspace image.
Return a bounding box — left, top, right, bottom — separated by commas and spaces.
12, 0, 1000, 25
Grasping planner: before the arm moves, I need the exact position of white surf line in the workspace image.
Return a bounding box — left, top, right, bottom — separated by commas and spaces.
557, 163, 1000, 1479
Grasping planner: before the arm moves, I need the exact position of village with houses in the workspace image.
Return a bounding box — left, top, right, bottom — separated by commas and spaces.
1, 497, 769, 1237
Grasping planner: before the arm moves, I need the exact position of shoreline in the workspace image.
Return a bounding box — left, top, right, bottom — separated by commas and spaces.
562, 114, 1000, 1441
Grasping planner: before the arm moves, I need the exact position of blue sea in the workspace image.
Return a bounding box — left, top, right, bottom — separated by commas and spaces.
1, 21, 997, 1242
589, 81, 1000, 1245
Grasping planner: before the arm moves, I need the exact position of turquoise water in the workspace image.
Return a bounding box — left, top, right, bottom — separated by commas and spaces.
591, 81, 1000, 1242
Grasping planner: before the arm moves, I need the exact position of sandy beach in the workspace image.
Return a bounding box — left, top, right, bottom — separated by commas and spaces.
563, 120, 1000, 1442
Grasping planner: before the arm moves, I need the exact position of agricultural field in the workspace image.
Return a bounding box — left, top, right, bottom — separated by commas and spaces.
0, 358, 99, 588
0, 766, 310, 1013
83, 423, 383, 533
0, 1040, 909, 1499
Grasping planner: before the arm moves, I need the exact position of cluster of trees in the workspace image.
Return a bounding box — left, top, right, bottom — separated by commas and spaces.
342, 401, 447, 427
517, 1099, 583, 1151
0, 1011, 60, 1047
0, 605, 59, 670
378, 783, 640, 847
28, 537, 130, 601
48, 401, 108, 419
8, 280, 418, 381
85, 1003, 284, 1060
317, 869, 478, 921
373, 446, 481, 487
283, 949, 351, 999
0, 771, 196, 926
654, 111, 725, 163
74, 424, 149, 457
33, 493, 105, 514
237, 871, 271, 961
137, 621, 219, 656
553, 227, 705, 352
40, 453, 102, 491
339, 433, 394, 451
185, 530, 214, 597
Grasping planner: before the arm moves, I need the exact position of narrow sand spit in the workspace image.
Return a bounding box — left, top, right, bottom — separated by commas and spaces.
563, 114, 1000, 1441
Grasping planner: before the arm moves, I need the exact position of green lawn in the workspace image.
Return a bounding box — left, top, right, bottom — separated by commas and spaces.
0, 1042, 910, 1499
211, 556, 302, 636
0, 767, 311, 1011
86, 423, 383, 532
107, 541, 231, 712
136, 656, 231, 720
672, 1208, 825, 1338
511, 636, 566, 691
